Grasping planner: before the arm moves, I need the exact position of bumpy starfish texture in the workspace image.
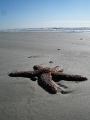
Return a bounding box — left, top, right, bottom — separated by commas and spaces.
9, 65, 87, 94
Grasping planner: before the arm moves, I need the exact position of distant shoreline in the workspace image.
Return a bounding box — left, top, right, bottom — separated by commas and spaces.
0, 27, 90, 33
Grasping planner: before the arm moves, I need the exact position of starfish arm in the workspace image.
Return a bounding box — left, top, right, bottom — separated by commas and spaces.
33, 65, 43, 70
8, 70, 41, 78
38, 72, 58, 94
52, 72, 87, 81
34, 65, 64, 72
51, 66, 64, 73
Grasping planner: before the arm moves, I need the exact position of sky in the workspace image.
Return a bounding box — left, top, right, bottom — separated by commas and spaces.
0, 0, 90, 29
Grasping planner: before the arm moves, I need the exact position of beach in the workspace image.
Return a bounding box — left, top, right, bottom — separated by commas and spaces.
0, 32, 90, 120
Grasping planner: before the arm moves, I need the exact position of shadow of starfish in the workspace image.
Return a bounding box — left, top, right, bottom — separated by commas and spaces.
8, 65, 87, 94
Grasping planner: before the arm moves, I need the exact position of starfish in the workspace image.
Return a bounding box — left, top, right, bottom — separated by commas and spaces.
8, 65, 87, 94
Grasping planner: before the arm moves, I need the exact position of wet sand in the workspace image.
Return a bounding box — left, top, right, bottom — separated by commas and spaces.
0, 32, 90, 120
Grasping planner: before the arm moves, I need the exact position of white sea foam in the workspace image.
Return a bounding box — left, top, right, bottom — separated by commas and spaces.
0, 27, 90, 33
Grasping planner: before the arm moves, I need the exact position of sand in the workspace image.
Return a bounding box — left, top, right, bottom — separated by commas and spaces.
0, 32, 90, 120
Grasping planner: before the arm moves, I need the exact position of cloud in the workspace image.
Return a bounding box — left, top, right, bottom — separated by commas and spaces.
44, 21, 90, 23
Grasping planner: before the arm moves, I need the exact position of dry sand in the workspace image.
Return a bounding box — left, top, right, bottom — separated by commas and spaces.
0, 32, 90, 120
